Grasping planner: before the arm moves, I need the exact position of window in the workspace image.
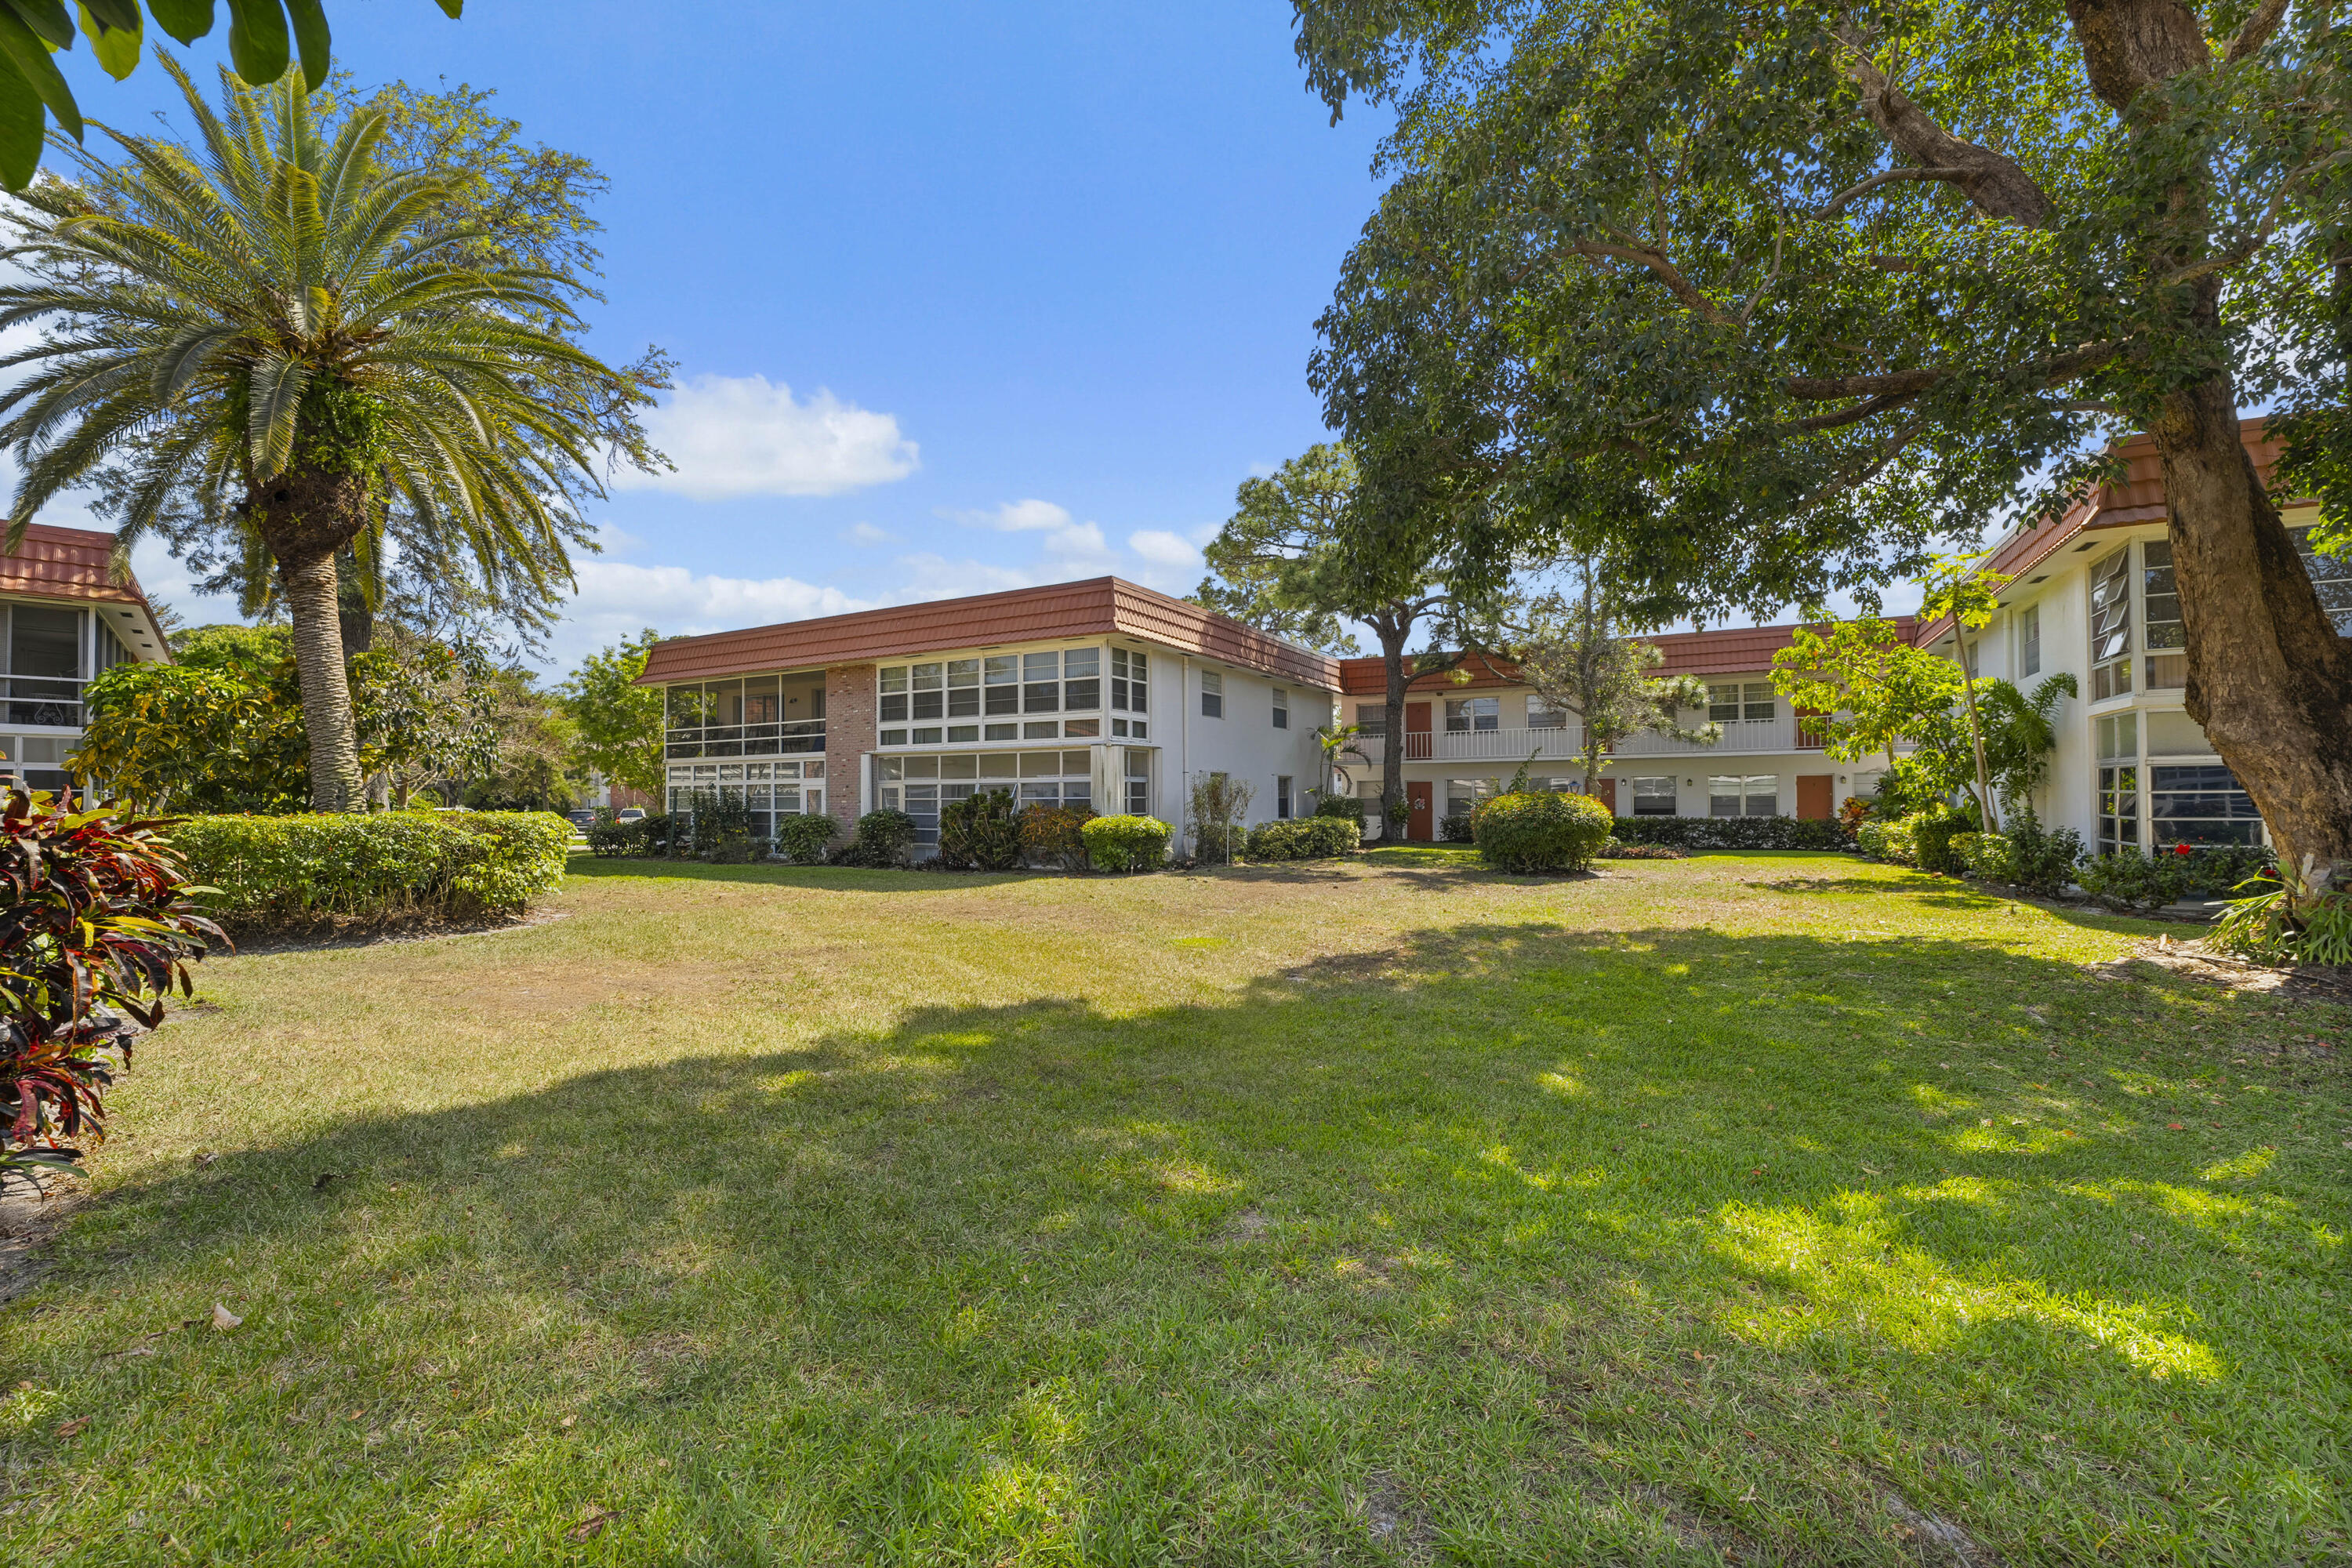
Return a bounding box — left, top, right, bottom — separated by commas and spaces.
1632, 776, 1678, 817
1708, 682, 1776, 722
2088, 546, 2132, 699
1272, 688, 1288, 729
2142, 539, 2183, 650
2098, 765, 2140, 855
1354, 702, 1386, 738
2148, 763, 2263, 848
1525, 695, 1566, 730
880, 650, 1098, 745
877, 750, 1093, 846
2020, 604, 2042, 677
985, 655, 1019, 715
1276, 775, 1294, 818
1023, 651, 1061, 713
1124, 747, 1152, 814
946, 659, 980, 718
2096, 710, 2137, 762
1444, 696, 1499, 732
1444, 778, 1486, 818
663, 758, 826, 841
1200, 670, 1223, 718
1111, 648, 1148, 710
2293, 523, 2352, 635
1709, 775, 1777, 817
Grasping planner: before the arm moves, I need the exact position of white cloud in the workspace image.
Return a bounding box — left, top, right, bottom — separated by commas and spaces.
955, 498, 1074, 532
1127, 528, 1200, 567
614, 374, 917, 499
543, 559, 875, 670
842, 521, 897, 546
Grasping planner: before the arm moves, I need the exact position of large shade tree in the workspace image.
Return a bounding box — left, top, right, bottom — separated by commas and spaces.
0, 60, 661, 808
1294, 0, 2352, 895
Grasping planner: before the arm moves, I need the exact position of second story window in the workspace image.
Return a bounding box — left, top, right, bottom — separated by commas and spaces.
1110, 648, 1148, 712
1354, 702, 1385, 737
1708, 682, 1776, 722
1445, 696, 1498, 731
2142, 539, 2183, 650
2089, 546, 2133, 699
1526, 695, 1566, 729
2020, 604, 2041, 676
1200, 670, 1223, 718
1272, 687, 1288, 728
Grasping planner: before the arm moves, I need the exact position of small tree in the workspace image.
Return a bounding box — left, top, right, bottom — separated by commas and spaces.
1510, 572, 1716, 795
1186, 773, 1255, 865
558, 629, 667, 802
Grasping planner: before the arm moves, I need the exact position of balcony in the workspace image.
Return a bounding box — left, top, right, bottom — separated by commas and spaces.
3, 674, 86, 729
664, 719, 825, 760
1352, 714, 1820, 765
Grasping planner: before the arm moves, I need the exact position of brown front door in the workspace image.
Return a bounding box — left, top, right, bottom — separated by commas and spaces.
1407, 781, 1435, 840
1593, 777, 1617, 814
1404, 701, 1432, 761
1796, 774, 1835, 820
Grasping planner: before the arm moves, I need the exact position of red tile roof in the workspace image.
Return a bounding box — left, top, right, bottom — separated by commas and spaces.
1336, 650, 1523, 696
2, 523, 169, 653
1337, 619, 1920, 695
637, 576, 1341, 689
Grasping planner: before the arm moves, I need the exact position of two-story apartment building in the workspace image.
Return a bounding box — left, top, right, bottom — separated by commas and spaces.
636, 576, 1339, 855
1912, 419, 2341, 856
1338, 627, 1915, 838
0, 524, 171, 792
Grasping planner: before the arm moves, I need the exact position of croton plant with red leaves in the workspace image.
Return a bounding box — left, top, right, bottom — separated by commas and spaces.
1, 789, 222, 1189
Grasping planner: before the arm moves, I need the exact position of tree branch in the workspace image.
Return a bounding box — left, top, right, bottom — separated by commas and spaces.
1813, 165, 1973, 220
2225, 0, 2289, 64
1568, 239, 1730, 325
1832, 32, 2058, 227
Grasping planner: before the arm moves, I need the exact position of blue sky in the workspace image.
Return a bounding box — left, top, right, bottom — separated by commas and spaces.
82, 2, 1396, 671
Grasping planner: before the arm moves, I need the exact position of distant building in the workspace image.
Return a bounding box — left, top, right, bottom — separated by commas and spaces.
0, 524, 171, 793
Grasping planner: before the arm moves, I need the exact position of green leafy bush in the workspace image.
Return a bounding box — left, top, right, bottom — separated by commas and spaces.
1018, 804, 1095, 870
170, 810, 572, 924
586, 816, 653, 858
1244, 816, 1361, 862
2078, 844, 2277, 911
1908, 806, 1971, 873
1439, 811, 1475, 843
2, 791, 220, 1189
1470, 790, 1613, 873
1609, 815, 1849, 851
772, 812, 837, 866
1948, 831, 2015, 884
1597, 840, 1686, 859
939, 789, 1024, 871
1312, 794, 1365, 825
675, 789, 757, 862
835, 809, 918, 868
2003, 808, 2085, 895
2212, 881, 2351, 967
1083, 815, 1171, 873
1856, 817, 1917, 865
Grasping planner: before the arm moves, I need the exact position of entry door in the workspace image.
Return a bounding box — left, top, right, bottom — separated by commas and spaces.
1407, 780, 1435, 840
1405, 701, 1432, 760
1795, 774, 1835, 820
1593, 778, 1617, 814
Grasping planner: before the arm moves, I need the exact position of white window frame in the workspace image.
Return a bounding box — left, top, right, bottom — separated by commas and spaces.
1200, 670, 1224, 719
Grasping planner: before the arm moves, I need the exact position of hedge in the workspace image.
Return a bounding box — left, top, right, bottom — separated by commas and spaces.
171, 810, 572, 924
1470, 790, 1613, 873
1245, 816, 1361, 862
1083, 815, 1171, 872
1606, 815, 1850, 851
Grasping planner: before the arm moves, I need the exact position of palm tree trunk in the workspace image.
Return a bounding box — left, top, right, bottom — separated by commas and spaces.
281, 550, 365, 811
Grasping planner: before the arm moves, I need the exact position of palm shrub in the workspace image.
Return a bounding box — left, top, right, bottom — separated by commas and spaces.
2, 790, 220, 1189
2212, 858, 2351, 967
938, 789, 1023, 871
0, 60, 657, 811
1470, 790, 1613, 873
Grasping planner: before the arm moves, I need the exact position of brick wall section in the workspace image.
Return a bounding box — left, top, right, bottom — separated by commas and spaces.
824, 662, 875, 834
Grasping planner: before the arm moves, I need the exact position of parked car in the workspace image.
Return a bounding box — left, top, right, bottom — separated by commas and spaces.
615, 807, 646, 822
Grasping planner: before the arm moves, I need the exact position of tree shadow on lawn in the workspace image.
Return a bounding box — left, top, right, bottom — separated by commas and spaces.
566, 857, 1040, 893
1748, 871, 2177, 937
12, 925, 2347, 1564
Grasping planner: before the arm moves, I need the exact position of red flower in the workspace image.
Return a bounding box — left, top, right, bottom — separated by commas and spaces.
2172, 843, 2193, 855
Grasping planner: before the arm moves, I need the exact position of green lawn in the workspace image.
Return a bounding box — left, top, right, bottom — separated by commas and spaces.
3, 851, 2347, 1564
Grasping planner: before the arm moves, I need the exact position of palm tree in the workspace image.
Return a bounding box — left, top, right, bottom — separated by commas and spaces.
0, 58, 650, 809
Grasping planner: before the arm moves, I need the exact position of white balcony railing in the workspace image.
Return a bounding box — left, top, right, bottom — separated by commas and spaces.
1349, 715, 1820, 766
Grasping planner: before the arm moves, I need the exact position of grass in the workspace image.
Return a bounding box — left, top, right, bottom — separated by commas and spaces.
2, 850, 2347, 1565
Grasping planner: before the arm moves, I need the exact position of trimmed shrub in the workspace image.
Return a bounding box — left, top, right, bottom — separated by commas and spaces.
1607, 815, 1850, 851
1312, 794, 1365, 825
833, 809, 918, 868
1856, 817, 1917, 865
939, 789, 1024, 871
772, 812, 837, 866
1245, 816, 1361, 862
586, 816, 648, 857
1470, 790, 1613, 873
1948, 831, 2015, 884
1018, 803, 1095, 870
171, 809, 572, 924
1597, 840, 1686, 860
1909, 807, 1971, 874
3, 790, 220, 1188
1438, 811, 1475, 844
1083, 815, 1171, 872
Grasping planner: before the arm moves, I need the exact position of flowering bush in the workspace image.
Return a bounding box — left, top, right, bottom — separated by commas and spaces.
2, 791, 220, 1189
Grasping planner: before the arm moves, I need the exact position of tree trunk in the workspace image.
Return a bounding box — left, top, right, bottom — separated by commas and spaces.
1958, 640, 1998, 832
1377, 612, 1410, 814
280, 550, 366, 812
2157, 383, 2352, 894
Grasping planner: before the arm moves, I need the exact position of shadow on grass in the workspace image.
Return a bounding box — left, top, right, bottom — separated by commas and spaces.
565, 855, 1041, 892
1749, 872, 2173, 938
13, 923, 2348, 1563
